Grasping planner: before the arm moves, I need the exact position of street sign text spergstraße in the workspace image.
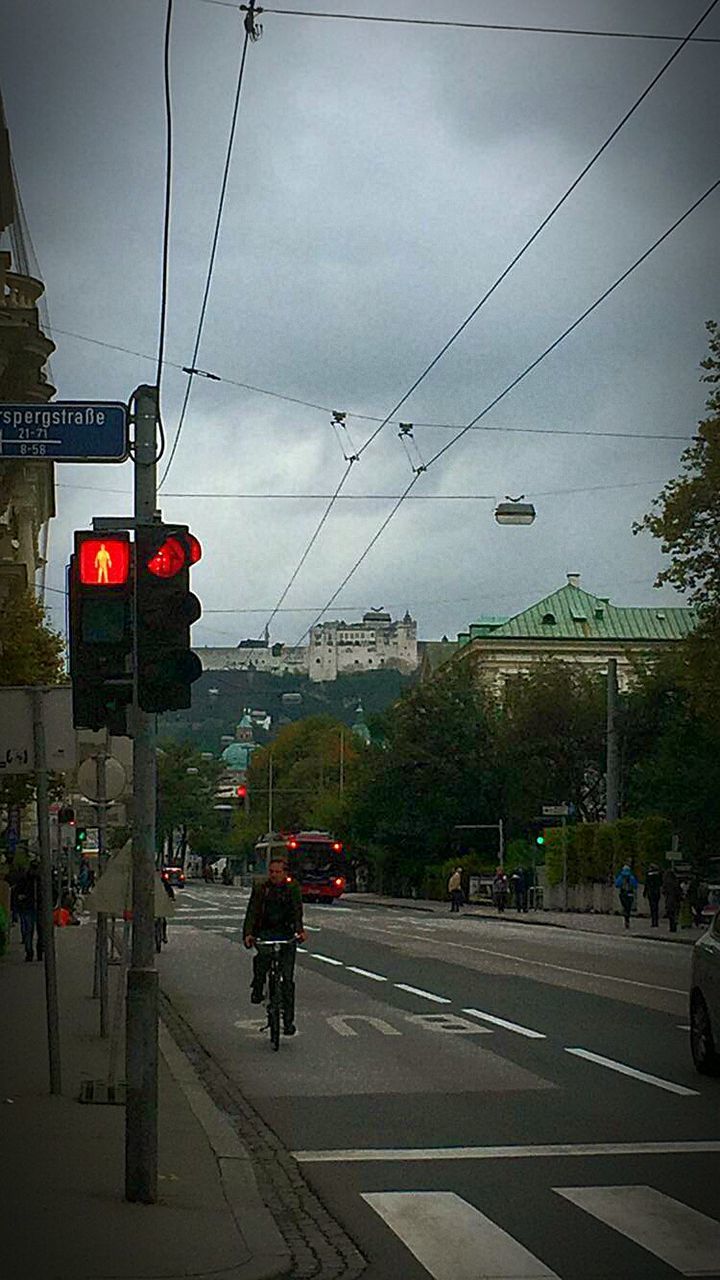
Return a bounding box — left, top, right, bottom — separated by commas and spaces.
0, 402, 128, 462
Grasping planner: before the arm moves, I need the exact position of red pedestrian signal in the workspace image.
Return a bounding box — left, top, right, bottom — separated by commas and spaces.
78, 537, 130, 586
236, 785, 247, 798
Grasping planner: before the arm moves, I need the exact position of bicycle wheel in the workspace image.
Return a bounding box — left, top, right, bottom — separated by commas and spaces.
268, 970, 281, 1051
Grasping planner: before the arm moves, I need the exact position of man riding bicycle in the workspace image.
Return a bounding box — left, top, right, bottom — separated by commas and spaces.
243, 856, 306, 1036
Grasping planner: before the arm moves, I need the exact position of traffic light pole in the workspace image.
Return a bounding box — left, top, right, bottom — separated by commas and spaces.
125, 385, 159, 1204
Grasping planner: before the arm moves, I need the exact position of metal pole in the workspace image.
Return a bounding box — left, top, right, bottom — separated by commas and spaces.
606, 657, 620, 822
96, 745, 109, 1037
268, 753, 273, 833
125, 385, 159, 1205
339, 728, 344, 794
32, 688, 62, 1095
498, 818, 504, 868
562, 815, 568, 911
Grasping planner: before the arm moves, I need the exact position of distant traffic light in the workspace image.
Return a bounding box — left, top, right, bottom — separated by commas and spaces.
536, 834, 545, 846
135, 524, 202, 713
75, 826, 88, 852
68, 531, 133, 733
236, 784, 249, 813
58, 806, 75, 825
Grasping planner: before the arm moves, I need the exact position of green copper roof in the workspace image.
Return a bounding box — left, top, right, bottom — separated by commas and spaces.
464, 583, 695, 644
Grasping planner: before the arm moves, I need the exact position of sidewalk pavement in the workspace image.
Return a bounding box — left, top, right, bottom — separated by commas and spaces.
345, 891, 701, 945
0, 920, 290, 1280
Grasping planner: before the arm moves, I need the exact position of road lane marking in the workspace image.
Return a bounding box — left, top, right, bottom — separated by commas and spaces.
362, 1192, 560, 1279
394, 983, 451, 1004
311, 953, 343, 965
360, 924, 687, 995
565, 1048, 699, 1095
462, 1008, 546, 1038
327, 1014, 401, 1037
555, 1186, 720, 1276
346, 966, 387, 981
297, 946, 308, 953
405, 1013, 491, 1034
304, 925, 321, 931
293, 1140, 720, 1163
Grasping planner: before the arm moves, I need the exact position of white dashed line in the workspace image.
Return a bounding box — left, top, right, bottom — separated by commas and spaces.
311, 954, 344, 966
346, 966, 387, 982
565, 1048, 699, 1096
462, 1008, 546, 1039
395, 983, 451, 1004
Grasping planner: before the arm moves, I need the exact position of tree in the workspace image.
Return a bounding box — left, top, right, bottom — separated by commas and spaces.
498, 661, 606, 828
0, 587, 65, 850
246, 716, 354, 837
345, 663, 503, 891
635, 321, 720, 714
156, 741, 224, 861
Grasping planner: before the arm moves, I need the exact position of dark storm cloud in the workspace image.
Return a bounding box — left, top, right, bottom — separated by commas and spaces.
3, 0, 719, 644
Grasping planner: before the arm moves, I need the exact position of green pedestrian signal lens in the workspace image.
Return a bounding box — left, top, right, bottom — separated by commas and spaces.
536, 835, 545, 845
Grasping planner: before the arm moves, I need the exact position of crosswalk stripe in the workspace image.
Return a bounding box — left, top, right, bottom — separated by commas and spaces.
362, 1191, 559, 1279
555, 1186, 720, 1277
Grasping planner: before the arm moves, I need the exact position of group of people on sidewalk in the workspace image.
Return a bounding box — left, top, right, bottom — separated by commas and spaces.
447, 865, 531, 914
615, 863, 710, 932
2, 853, 92, 961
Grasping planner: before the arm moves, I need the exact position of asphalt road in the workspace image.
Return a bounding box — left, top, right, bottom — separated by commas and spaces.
160, 884, 720, 1280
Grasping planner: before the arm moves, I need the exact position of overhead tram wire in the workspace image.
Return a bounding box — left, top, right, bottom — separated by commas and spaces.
56, 478, 671, 500
158, 1, 261, 488
259, 0, 719, 631
296, 177, 720, 645
44, 325, 696, 444
198, 1, 720, 43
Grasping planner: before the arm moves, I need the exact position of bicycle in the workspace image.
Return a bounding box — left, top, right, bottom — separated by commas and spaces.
254, 937, 296, 1050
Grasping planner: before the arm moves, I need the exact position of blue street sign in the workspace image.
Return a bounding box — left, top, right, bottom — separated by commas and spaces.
0, 402, 128, 462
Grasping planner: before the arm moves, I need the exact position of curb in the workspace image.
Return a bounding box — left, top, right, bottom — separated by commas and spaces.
158, 1023, 291, 1280
348, 896, 697, 945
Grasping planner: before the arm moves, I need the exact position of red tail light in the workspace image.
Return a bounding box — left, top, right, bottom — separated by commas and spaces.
332, 841, 342, 851
334, 877, 344, 887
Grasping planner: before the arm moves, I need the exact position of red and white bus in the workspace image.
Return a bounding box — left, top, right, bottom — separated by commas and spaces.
254, 830, 347, 902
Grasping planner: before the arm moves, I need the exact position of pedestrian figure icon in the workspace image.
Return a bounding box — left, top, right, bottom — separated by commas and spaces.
94, 542, 112, 584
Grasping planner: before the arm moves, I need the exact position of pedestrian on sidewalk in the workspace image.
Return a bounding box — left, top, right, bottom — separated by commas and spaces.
662, 868, 681, 933
9, 858, 43, 961
493, 867, 509, 913
688, 875, 709, 929
510, 866, 527, 913
643, 863, 663, 927
614, 864, 638, 929
448, 867, 464, 913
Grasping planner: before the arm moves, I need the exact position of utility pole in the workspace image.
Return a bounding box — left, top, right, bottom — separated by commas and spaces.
96, 736, 109, 1037
32, 688, 62, 1095
339, 727, 344, 794
606, 657, 620, 823
125, 385, 159, 1205
267, 753, 273, 834
561, 815, 568, 911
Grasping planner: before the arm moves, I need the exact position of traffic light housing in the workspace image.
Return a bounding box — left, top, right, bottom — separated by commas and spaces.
236, 784, 248, 813
135, 524, 202, 713
68, 531, 133, 733
75, 826, 88, 853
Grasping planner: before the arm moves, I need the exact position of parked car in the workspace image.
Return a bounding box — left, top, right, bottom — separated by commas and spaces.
161, 865, 185, 889
690, 904, 720, 1074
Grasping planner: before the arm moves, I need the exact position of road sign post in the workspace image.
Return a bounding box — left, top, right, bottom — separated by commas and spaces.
31, 689, 62, 1095
0, 402, 128, 461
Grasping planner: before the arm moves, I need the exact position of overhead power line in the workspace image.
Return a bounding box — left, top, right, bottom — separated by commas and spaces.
295, 177, 720, 646
197, 1, 720, 44
159, 0, 261, 487
262, 0, 718, 629
45, 325, 695, 444
56, 478, 669, 500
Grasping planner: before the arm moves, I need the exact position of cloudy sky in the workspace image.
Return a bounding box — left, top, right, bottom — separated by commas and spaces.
3, 0, 719, 647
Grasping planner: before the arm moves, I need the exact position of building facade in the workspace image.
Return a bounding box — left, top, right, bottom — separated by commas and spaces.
0, 96, 56, 608
452, 573, 695, 690
197, 608, 419, 683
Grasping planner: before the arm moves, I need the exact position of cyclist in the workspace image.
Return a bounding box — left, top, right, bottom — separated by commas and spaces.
243, 856, 306, 1035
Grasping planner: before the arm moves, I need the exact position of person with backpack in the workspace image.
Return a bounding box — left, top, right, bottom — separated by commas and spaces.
614, 864, 638, 929
643, 863, 663, 927
243, 856, 306, 1036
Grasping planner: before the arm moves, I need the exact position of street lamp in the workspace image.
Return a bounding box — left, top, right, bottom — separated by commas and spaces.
494, 495, 536, 526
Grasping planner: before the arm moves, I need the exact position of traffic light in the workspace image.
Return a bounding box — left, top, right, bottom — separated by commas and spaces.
58, 806, 75, 825
135, 524, 202, 713
68, 531, 133, 733
75, 826, 88, 853
536, 834, 545, 846
236, 784, 249, 813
